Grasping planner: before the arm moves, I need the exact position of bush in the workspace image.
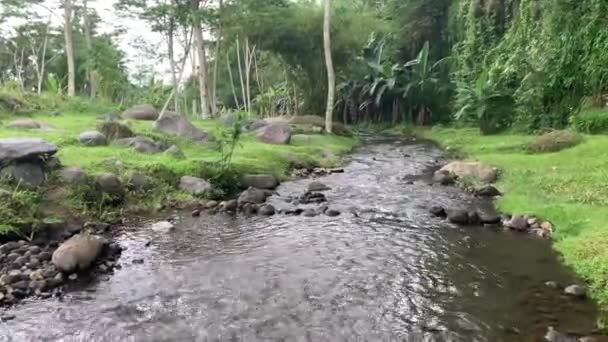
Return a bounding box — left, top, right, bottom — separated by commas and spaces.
571, 109, 608, 134
528, 130, 583, 153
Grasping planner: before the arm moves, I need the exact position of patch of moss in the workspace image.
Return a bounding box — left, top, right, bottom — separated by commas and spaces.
528, 130, 583, 153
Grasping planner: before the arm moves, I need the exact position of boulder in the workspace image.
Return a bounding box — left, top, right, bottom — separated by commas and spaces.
429, 206, 447, 218
433, 170, 456, 185
179, 176, 214, 196
308, 181, 331, 192
122, 104, 159, 121
238, 187, 268, 205
0, 138, 57, 167
241, 174, 279, 190
247, 120, 268, 132
506, 215, 528, 231
79, 131, 108, 146
477, 208, 501, 225
446, 209, 470, 225
51, 234, 106, 272
1, 162, 45, 188
98, 121, 134, 140
325, 208, 341, 217
115, 136, 165, 154
164, 145, 185, 159
95, 173, 124, 196
255, 123, 292, 144
475, 185, 502, 197
221, 199, 238, 212
59, 167, 87, 185
259, 204, 276, 216
7, 119, 41, 129
564, 284, 586, 298
154, 111, 212, 142
127, 172, 152, 192
438, 161, 498, 183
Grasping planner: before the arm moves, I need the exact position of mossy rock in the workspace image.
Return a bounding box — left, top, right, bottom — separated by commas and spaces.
528, 130, 583, 153
97, 121, 134, 140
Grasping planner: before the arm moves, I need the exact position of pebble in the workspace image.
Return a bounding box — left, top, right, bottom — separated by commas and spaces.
68, 274, 78, 281
544, 281, 559, 289
132, 259, 144, 264
564, 284, 586, 298
191, 209, 201, 217
325, 209, 341, 217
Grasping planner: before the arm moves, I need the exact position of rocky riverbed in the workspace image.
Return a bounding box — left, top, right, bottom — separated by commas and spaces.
1, 136, 606, 341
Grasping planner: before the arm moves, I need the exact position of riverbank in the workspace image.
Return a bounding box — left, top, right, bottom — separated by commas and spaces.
421, 126, 608, 310
0, 104, 356, 239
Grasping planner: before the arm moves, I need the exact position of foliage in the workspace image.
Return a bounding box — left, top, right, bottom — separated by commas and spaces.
528, 130, 583, 154
571, 109, 608, 134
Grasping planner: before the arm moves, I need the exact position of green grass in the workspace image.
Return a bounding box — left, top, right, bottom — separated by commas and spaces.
0, 106, 356, 234
422, 126, 608, 308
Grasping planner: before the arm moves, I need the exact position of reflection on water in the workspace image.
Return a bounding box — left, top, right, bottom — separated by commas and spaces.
1, 138, 601, 341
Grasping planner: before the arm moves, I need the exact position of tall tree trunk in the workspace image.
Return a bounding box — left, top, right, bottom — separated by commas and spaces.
226, 54, 240, 109
193, 18, 210, 118
323, 0, 335, 133
210, 0, 223, 116
236, 37, 247, 112
167, 26, 180, 112
83, 0, 96, 98
63, 0, 76, 97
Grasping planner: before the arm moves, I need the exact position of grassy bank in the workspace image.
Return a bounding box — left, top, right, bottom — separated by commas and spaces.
421, 126, 608, 307
0, 102, 355, 236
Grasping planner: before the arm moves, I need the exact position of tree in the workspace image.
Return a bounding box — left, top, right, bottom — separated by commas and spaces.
191, 0, 211, 119
323, 0, 335, 133
82, 0, 97, 97
62, 0, 76, 96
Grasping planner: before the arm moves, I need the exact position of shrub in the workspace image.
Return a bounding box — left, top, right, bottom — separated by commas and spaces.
571, 109, 608, 134
528, 130, 583, 153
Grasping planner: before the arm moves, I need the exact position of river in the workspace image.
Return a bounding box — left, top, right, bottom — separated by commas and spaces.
0, 137, 602, 341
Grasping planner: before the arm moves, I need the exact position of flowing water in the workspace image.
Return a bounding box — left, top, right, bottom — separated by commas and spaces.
0, 137, 603, 341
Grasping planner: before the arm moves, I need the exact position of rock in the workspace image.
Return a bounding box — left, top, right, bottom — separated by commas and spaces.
98, 121, 134, 140
544, 327, 578, 342
238, 187, 268, 205
475, 185, 502, 197
0, 314, 16, 321
0, 241, 19, 254
438, 161, 498, 183
506, 215, 529, 231
302, 209, 317, 217
433, 170, 456, 185
205, 200, 219, 209
221, 199, 238, 212
579, 337, 599, 342
191, 209, 201, 217
68, 273, 78, 281
0, 138, 58, 167
1, 162, 45, 188
127, 172, 152, 192
467, 211, 480, 225
447, 209, 470, 225
241, 174, 279, 190
241, 203, 258, 216
564, 285, 586, 298
154, 111, 212, 142
164, 145, 185, 159
122, 104, 159, 121
150, 221, 175, 233
95, 173, 124, 197
299, 191, 327, 204
247, 120, 268, 132
52, 234, 106, 272
545, 281, 559, 289
308, 181, 331, 192
259, 204, 276, 216
8, 119, 41, 129
255, 123, 292, 144
429, 206, 447, 218
179, 176, 214, 196
541, 221, 554, 235
477, 208, 501, 224
59, 166, 87, 185
79, 131, 108, 146
115, 136, 165, 154
325, 209, 341, 217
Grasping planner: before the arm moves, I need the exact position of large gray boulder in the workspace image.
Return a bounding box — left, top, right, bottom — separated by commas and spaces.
0, 138, 58, 167
438, 161, 498, 183
127, 172, 152, 192
79, 131, 108, 146
122, 104, 159, 121
52, 234, 107, 272
154, 111, 212, 142
95, 173, 124, 196
238, 187, 269, 205
7, 119, 41, 129
1, 162, 45, 188
115, 136, 165, 154
98, 121, 134, 140
255, 123, 292, 144
241, 174, 279, 190
179, 176, 214, 195
59, 166, 88, 185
